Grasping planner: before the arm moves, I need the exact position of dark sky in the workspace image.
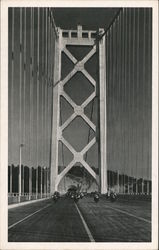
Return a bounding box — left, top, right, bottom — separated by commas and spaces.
8, 8, 152, 180
52, 8, 120, 30
8, 7, 119, 169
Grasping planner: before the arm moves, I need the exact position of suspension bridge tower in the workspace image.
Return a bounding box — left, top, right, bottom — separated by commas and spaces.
50, 25, 107, 194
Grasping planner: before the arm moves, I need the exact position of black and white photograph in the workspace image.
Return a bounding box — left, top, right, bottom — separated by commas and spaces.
0, 0, 158, 249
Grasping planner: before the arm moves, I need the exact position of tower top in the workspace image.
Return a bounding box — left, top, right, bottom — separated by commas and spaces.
60, 25, 97, 44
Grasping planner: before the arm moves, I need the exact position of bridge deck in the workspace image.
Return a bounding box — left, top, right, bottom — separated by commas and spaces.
8, 197, 151, 242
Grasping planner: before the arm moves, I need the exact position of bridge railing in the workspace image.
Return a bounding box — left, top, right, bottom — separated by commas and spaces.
8, 192, 51, 205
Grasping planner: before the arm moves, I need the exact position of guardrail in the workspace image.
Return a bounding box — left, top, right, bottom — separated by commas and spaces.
8, 193, 51, 205
115, 193, 151, 201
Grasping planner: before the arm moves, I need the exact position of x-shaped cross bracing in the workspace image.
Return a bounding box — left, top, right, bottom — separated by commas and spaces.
56, 44, 98, 187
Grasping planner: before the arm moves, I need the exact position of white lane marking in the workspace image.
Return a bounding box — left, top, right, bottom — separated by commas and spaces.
75, 203, 95, 242
8, 204, 51, 230
106, 204, 151, 224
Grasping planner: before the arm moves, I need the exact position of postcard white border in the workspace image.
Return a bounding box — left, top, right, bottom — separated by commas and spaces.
0, 1, 158, 250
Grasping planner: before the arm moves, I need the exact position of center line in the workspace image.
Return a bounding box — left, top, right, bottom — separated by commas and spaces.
75, 203, 95, 242
8, 204, 51, 230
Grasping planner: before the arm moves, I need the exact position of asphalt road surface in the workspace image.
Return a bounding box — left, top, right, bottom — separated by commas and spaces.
8, 196, 151, 242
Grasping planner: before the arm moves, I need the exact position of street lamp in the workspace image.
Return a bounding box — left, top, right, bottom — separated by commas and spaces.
19, 143, 24, 200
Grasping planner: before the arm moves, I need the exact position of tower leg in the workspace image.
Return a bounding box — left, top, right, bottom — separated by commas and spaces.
99, 28, 107, 194
50, 29, 61, 194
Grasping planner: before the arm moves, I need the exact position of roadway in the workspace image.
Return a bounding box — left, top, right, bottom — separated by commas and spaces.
8, 196, 151, 242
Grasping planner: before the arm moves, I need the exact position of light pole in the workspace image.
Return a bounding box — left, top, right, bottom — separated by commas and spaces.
43, 167, 46, 197
117, 170, 120, 194
19, 143, 24, 202
40, 166, 43, 198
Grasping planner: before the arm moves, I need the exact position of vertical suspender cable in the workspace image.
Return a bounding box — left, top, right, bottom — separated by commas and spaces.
115, 16, 119, 191
116, 14, 120, 192
48, 10, 51, 170
116, 17, 119, 187
36, 8, 40, 196
121, 9, 125, 193
108, 29, 111, 190
127, 9, 129, 193
44, 8, 50, 174
107, 29, 110, 188
31, 8, 34, 192
120, 12, 123, 192
132, 9, 136, 192
120, 10, 123, 192
141, 9, 146, 193
136, 9, 140, 194
49, 15, 54, 192
116, 15, 120, 193
47, 10, 50, 170
32, 9, 36, 194
147, 9, 152, 193
11, 8, 14, 166
128, 9, 131, 193
44, 8, 47, 172
19, 8, 22, 196
122, 9, 126, 193
123, 8, 127, 193
112, 20, 116, 189
115, 16, 118, 177
112, 22, 115, 185
50, 13, 54, 180
43, 8, 48, 192
11, 9, 15, 192
107, 29, 110, 187
40, 7, 43, 196
46, 12, 51, 193
23, 9, 26, 188
145, 9, 149, 193
44, 7, 47, 172
41, 9, 44, 170
126, 9, 130, 193
113, 18, 118, 188
146, 9, 149, 193
23, 8, 26, 146
114, 18, 118, 189
119, 11, 122, 193
29, 8, 32, 195
19, 8, 22, 146
30, 8, 34, 191
106, 30, 108, 189
46, 10, 49, 175
44, 9, 51, 193
37, 8, 40, 171
29, 8, 32, 169
125, 8, 129, 193
10, 8, 15, 193
43, 8, 45, 179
